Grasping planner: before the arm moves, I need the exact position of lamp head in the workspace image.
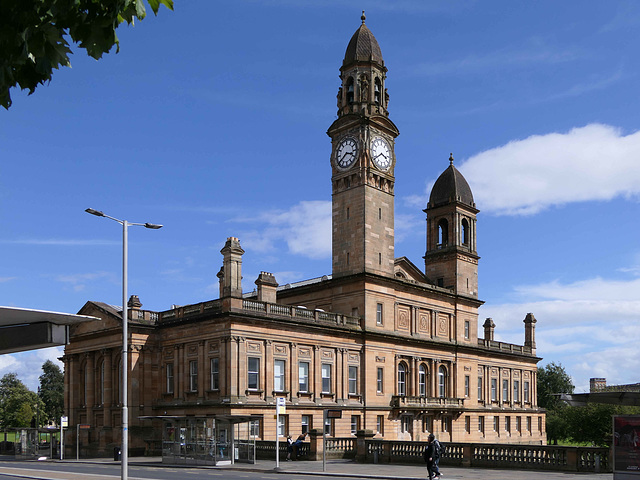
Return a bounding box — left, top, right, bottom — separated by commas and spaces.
144, 223, 163, 229
85, 208, 104, 217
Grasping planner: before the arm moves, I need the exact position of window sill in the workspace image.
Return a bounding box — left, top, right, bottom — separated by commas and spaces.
272, 390, 289, 397
320, 392, 335, 398
246, 389, 263, 395
297, 391, 313, 398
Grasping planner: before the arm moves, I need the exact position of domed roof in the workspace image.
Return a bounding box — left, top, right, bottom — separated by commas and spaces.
428, 154, 476, 209
343, 12, 384, 67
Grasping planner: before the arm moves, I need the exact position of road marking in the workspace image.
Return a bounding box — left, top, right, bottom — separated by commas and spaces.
0, 466, 148, 480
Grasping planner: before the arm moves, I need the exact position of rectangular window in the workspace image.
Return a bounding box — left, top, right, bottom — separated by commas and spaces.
248, 357, 260, 390
298, 362, 309, 393
210, 358, 219, 391
538, 416, 543, 433
278, 415, 287, 436
377, 368, 383, 393
493, 416, 499, 432
321, 363, 332, 393
377, 415, 384, 435
166, 363, 174, 394
250, 419, 260, 437
189, 360, 198, 392
524, 381, 530, 403
526, 416, 532, 432
422, 416, 432, 433
478, 416, 484, 434
301, 415, 310, 434
351, 415, 360, 435
464, 375, 470, 397
465, 416, 471, 433
324, 417, 333, 435
348, 366, 358, 395
376, 303, 383, 325
464, 320, 470, 339
502, 379, 509, 402
478, 376, 483, 401
441, 416, 450, 433
514, 380, 520, 403
274, 359, 285, 392
491, 378, 497, 402
516, 416, 522, 433
401, 416, 411, 433
505, 416, 511, 434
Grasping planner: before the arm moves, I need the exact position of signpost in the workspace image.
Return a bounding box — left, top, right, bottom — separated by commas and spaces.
275, 397, 286, 470
60, 416, 68, 460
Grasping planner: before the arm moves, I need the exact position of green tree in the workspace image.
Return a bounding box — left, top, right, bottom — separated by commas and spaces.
0, 0, 173, 109
537, 362, 574, 412
0, 373, 39, 428
39, 360, 64, 426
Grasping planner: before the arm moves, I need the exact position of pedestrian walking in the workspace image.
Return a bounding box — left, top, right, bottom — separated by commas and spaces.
423, 433, 443, 479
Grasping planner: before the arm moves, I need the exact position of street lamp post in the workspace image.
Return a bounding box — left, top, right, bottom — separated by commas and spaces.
85, 208, 162, 480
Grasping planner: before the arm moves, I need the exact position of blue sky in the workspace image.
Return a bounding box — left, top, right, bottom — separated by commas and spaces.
2, 1, 639, 393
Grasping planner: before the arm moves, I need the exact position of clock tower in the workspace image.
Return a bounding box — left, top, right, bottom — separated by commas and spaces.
328, 13, 399, 278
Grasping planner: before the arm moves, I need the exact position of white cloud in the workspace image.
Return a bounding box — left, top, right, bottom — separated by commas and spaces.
457, 124, 640, 215
233, 200, 331, 260
0, 347, 64, 391
54, 271, 116, 292
481, 274, 640, 393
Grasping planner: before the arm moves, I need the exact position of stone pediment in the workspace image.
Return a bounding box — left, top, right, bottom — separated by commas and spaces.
71, 301, 120, 335
394, 256, 425, 283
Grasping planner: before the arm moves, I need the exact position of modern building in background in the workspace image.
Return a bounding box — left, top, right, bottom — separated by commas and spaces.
63, 15, 546, 456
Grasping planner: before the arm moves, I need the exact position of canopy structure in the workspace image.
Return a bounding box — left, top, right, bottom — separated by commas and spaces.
560, 392, 640, 407
0, 306, 98, 354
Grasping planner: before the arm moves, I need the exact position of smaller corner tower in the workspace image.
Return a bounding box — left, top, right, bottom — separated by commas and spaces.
424, 154, 479, 297
328, 12, 400, 278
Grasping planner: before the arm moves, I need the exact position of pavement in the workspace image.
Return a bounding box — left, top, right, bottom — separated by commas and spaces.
0, 456, 614, 480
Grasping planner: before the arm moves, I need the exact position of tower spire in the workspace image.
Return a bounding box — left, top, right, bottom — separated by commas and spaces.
361, 10, 366, 24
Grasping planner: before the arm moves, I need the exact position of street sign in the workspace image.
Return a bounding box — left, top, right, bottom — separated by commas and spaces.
276, 397, 286, 406
326, 409, 342, 419
61, 416, 68, 427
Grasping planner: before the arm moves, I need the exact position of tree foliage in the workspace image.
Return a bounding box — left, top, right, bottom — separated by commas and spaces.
0, 373, 39, 428
0, 0, 173, 109
537, 362, 574, 412
39, 360, 64, 426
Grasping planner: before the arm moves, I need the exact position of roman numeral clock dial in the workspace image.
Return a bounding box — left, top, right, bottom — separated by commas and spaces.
371, 136, 391, 170
335, 137, 358, 169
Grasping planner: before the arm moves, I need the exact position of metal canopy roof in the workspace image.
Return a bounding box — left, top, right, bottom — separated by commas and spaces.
0, 306, 98, 354
560, 392, 640, 407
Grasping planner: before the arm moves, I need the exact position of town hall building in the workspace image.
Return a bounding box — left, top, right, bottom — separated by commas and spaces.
63, 14, 546, 458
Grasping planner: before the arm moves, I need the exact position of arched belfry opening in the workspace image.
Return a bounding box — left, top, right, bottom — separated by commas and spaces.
437, 218, 449, 248
461, 217, 470, 246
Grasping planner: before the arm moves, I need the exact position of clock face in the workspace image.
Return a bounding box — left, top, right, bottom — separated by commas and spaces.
335, 137, 358, 169
371, 136, 391, 170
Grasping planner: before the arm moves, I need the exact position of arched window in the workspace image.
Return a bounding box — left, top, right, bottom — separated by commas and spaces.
418, 364, 427, 397
346, 77, 355, 104
374, 78, 382, 104
438, 366, 447, 398
462, 218, 469, 246
437, 219, 449, 248
397, 363, 407, 396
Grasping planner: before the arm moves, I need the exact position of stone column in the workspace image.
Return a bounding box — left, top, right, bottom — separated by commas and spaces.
290, 343, 298, 401
314, 346, 322, 401
355, 429, 376, 462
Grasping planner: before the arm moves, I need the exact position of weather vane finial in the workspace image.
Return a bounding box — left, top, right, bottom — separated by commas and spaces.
449, 153, 454, 165
361, 10, 366, 24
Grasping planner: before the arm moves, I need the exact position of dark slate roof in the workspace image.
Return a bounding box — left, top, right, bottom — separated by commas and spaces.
428, 156, 475, 208
343, 14, 384, 67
